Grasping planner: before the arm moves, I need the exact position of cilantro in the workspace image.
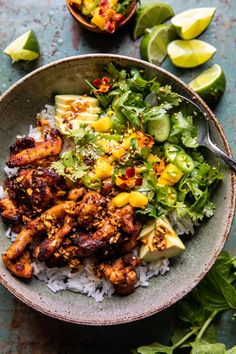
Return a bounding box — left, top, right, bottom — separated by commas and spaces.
51, 150, 88, 182
151, 83, 181, 107
68, 125, 104, 160
116, 0, 133, 15
170, 113, 199, 148
135, 252, 236, 354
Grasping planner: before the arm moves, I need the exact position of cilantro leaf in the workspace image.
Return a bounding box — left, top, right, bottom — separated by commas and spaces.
51, 149, 89, 182
68, 125, 104, 160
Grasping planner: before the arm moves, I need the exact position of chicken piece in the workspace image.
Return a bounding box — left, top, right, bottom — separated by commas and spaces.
109, 204, 136, 234
5, 201, 75, 261
75, 191, 107, 229
2, 251, 33, 279
5, 168, 60, 214
67, 187, 85, 201
71, 231, 106, 258
34, 215, 74, 261
121, 221, 142, 254
7, 128, 63, 168
101, 178, 119, 197
45, 236, 82, 271
96, 254, 140, 295
0, 197, 20, 226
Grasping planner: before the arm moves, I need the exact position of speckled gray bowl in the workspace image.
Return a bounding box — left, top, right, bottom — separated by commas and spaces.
0, 55, 235, 325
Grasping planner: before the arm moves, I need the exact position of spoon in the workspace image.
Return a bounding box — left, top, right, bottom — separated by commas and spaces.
178, 94, 236, 172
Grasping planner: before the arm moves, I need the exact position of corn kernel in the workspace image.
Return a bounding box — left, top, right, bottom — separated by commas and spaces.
92, 116, 112, 132
112, 147, 126, 160
112, 192, 130, 208
122, 133, 137, 149
95, 158, 113, 179
148, 154, 160, 163
129, 191, 149, 208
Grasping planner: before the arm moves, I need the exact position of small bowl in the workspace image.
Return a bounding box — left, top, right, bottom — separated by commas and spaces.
0, 55, 235, 325
65, 0, 138, 33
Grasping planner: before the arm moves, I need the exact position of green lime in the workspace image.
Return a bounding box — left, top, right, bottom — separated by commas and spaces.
4, 30, 40, 62
133, 3, 175, 40
167, 39, 216, 68
140, 25, 177, 65
189, 64, 226, 106
171, 7, 216, 40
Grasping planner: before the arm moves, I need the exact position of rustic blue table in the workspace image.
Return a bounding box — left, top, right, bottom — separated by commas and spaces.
0, 1, 235, 353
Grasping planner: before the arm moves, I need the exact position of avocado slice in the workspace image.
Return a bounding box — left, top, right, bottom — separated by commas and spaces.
55, 95, 99, 107
55, 116, 95, 135
55, 95, 101, 133
139, 218, 185, 262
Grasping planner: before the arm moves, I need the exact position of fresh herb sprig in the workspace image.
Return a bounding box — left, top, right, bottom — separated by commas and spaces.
134, 251, 236, 354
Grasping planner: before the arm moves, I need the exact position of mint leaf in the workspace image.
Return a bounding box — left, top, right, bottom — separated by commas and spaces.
137, 342, 173, 354
191, 342, 226, 354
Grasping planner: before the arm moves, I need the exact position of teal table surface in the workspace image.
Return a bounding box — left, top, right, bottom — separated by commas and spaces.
0, 1, 235, 353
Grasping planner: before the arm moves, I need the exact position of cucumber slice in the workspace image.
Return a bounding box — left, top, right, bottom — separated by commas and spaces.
147, 114, 170, 142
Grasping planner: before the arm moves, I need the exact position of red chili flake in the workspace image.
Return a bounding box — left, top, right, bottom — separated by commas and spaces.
126, 167, 135, 178
135, 177, 143, 186
113, 13, 124, 23
102, 77, 110, 84
118, 174, 127, 181
93, 78, 102, 88
93, 76, 112, 94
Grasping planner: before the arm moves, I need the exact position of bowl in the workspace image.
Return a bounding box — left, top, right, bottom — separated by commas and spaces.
0, 54, 235, 325
65, 0, 138, 33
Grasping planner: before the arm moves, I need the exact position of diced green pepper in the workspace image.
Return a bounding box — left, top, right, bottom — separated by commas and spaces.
175, 151, 194, 173
82, 174, 102, 190
156, 186, 177, 206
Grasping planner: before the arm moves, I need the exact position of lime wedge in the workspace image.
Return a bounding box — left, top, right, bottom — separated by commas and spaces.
167, 39, 216, 68
189, 64, 226, 106
171, 7, 216, 40
140, 25, 177, 65
4, 30, 40, 62
133, 3, 175, 40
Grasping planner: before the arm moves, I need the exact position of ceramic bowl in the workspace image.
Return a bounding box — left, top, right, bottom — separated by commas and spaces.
65, 0, 138, 33
0, 55, 235, 325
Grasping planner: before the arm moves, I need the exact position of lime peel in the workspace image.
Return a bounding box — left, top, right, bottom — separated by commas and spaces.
140, 24, 177, 65
133, 3, 175, 40
189, 64, 226, 106
167, 39, 216, 68
171, 7, 216, 40
4, 30, 40, 62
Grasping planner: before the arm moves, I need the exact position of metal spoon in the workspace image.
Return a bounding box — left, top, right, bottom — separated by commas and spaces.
178, 94, 236, 172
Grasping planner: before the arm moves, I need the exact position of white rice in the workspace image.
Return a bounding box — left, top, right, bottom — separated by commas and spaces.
1, 104, 195, 302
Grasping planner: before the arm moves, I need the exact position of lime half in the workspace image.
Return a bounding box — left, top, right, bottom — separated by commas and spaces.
140, 25, 177, 65
4, 30, 40, 62
133, 3, 175, 40
189, 64, 226, 106
167, 39, 216, 68
171, 7, 216, 40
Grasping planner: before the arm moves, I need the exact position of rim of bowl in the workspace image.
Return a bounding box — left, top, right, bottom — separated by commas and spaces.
65, 0, 138, 34
0, 54, 235, 326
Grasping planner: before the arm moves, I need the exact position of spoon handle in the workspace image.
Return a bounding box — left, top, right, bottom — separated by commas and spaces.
206, 140, 236, 172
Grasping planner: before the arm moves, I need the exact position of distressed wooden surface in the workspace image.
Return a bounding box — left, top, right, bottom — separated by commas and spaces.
0, 0, 235, 353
